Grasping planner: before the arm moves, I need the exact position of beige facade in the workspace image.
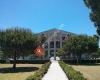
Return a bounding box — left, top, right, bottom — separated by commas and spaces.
38, 28, 74, 59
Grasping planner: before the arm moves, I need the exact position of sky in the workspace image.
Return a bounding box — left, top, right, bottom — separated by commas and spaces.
0, 0, 97, 35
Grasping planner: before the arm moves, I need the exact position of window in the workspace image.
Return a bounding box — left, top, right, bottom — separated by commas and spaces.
56, 41, 60, 48
50, 41, 54, 48
50, 50, 54, 57
50, 50, 54, 53
62, 36, 66, 40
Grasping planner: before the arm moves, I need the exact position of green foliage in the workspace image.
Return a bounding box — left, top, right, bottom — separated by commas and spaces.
63, 35, 98, 60
59, 61, 86, 80
56, 48, 65, 56
0, 28, 38, 68
0, 28, 38, 56
84, 0, 100, 35
95, 48, 100, 58
38, 34, 47, 46
26, 62, 51, 80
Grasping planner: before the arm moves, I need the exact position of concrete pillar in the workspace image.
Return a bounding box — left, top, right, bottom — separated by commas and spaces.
48, 41, 50, 59
54, 37, 56, 60
60, 34, 62, 48
99, 37, 100, 48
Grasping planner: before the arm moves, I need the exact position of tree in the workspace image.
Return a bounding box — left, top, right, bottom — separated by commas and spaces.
56, 48, 65, 56
38, 33, 47, 46
63, 35, 98, 63
84, 0, 100, 48
96, 48, 100, 58
84, 0, 100, 35
0, 28, 38, 69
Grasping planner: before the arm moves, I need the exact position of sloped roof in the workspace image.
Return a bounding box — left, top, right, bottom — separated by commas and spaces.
37, 28, 75, 36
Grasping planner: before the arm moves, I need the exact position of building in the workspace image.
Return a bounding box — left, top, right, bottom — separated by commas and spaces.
0, 28, 99, 61
37, 28, 75, 59
0, 28, 75, 60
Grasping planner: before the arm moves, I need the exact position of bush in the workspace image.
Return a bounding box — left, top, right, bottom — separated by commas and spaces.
59, 61, 86, 80
0, 60, 6, 63
63, 59, 100, 64
26, 61, 51, 80
10, 60, 49, 64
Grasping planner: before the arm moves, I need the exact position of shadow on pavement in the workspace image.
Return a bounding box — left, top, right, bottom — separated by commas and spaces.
0, 67, 39, 73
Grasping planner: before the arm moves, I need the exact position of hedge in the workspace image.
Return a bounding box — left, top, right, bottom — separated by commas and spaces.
0, 60, 6, 63
10, 60, 49, 64
59, 61, 86, 80
63, 59, 100, 64
26, 61, 51, 80
1, 59, 100, 64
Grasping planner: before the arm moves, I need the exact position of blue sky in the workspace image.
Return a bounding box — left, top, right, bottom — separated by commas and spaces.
0, 0, 96, 35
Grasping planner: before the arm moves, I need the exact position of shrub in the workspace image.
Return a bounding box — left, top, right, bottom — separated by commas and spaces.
63, 59, 100, 64
26, 62, 51, 80
0, 60, 6, 63
10, 60, 49, 64
59, 61, 86, 80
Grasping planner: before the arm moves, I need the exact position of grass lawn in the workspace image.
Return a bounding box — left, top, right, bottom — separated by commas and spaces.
72, 64, 100, 80
0, 64, 42, 80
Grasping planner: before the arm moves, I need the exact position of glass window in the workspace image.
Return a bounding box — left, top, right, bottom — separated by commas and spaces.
50, 41, 54, 48
62, 36, 66, 40
50, 50, 54, 57
56, 41, 60, 48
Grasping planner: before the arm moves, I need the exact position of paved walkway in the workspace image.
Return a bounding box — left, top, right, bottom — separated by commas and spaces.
42, 60, 69, 80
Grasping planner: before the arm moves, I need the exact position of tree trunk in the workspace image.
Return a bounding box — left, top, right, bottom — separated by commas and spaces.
13, 51, 16, 69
